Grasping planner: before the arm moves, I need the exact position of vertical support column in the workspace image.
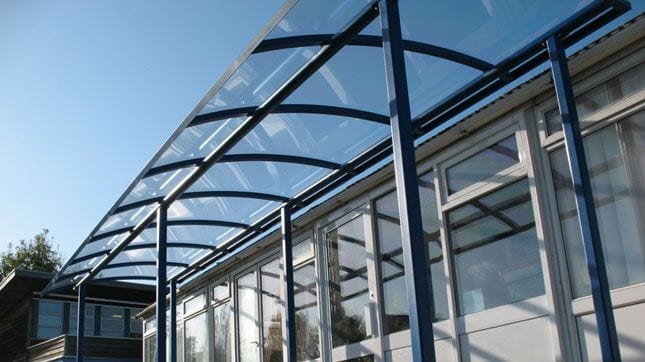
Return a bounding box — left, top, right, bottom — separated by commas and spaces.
281, 206, 298, 362
546, 35, 621, 361
76, 283, 86, 362
156, 206, 168, 362
379, 1, 436, 361
169, 279, 177, 362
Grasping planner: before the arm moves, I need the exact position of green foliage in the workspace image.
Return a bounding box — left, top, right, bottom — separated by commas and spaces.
0, 229, 63, 279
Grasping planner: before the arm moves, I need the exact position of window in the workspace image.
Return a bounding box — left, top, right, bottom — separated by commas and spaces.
184, 293, 207, 316
213, 302, 231, 362
185, 312, 209, 362
213, 280, 230, 304
237, 271, 260, 362
445, 135, 520, 195
130, 308, 143, 337
100, 306, 124, 337
68, 303, 95, 336
293, 239, 320, 361
550, 111, 645, 298
37, 300, 64, 339
144, 334, 156, 362
374, 170, 449, 335
447, 179, 545, 315
261, 259, 283, 361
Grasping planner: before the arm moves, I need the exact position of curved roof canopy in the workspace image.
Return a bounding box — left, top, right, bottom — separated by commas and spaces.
43, 0, 629, 295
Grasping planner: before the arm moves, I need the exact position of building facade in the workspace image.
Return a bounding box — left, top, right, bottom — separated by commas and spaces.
139, 15, 644, 362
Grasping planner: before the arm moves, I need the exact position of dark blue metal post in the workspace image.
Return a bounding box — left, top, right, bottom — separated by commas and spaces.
379, 1, 436, 361
547, 35, 621, 361
76, 283, 86, 362
169, 278, 177, 362
281, 206, 297, 362
156, 206, 168, 362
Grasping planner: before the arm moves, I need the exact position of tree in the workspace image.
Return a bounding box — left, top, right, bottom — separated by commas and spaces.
0, 229, 63, 279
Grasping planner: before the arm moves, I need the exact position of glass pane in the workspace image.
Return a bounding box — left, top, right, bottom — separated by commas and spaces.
446, 135, 519, 194
546, 62, 644, 134
230, 113, 389, 164
237, 271, 260, 362
448, 179, 545, 315
199, 47, 317, 115
156, 117, 246, 167
122, 167, 196, 206
168, 197, 280, 226
189, 161, 331, 198
261, 259, 283, 361
184, 293, 206, 316
293, 238, 314, 262
285, 46, 388, 115
185, 312, 209, 362
551, 112, 645, 298
74, 233, 127, 261
97, 204, 157, 235
406, 52, 481, 118
294, 261, 320, 361
267, 0, 370, 39
100, 306, 124, 337
68, 303, 95, 336
144, 335, 156, 362
400, 0, 594, 63
37, 326, 62, 339
213, 302, 231, 362
375, 170, 449, 335
213, 280, 230, 303
39, 300, 63, 314
327, 215, 369, 347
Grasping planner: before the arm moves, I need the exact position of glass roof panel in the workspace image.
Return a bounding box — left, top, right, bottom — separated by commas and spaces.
94, 265, 179, 280
155, 117, 246, 167
188, 162, 332, 198
267, 0, 371, 39
198, 47, 318, 115
229, 113, 390, 163
75, 233, 127, 260
284, 45, 388, 115
97, 204, 156, 235
121, 167, 196, 206
405, 52, 482, 118
399, 0, 594, 63
168, 197, 280, 226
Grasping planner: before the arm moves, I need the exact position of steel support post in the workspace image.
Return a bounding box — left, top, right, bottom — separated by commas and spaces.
281, 206, 298, 362
546, 35, 621, 361
76, 283, 86, 362
379, 1, 436, 361
156, 206, 168, 362
169, 278, 177, 362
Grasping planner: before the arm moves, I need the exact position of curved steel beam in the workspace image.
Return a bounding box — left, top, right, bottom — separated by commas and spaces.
145, 153, 342, 177
49, 261, 189, 286
115, 190, 290, 214
254, 34, 493, 71
191, 103, 390, 127
90, 219, 250, 243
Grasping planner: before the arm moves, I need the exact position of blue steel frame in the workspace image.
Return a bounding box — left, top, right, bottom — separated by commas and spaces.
169, 278, 177, 362
547, 34, 621, 361
281, 206, 297, 362
156, 206, 168, 362
76, 283, 86, 362
379, 0, 436, 361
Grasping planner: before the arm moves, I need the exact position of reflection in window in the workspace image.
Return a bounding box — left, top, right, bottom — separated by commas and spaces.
213, 302, 231, 362
144, 335, 156, 362
185, 312, 209, 362
100, 306, 124, 337
294, 260, 320, 360
261, 259, 283, 362
237, 271, 260, 362
37, 300, 64, 339
327, 215, 369, 347
446, 136, 519, 194
551, 112, 645, 298
130, 308, 143, 337
545, 63, 644, 135
448, 179, 544, 315
375, 170, 449, 334
69, 303, 95, 336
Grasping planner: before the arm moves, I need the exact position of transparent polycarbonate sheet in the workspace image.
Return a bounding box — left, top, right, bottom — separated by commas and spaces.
399, 0, 594, 63
188, 162, 332, 198
405, 52, 482, 118
284, 46, 388, 115
97, 204, 156, 235
267, 0, 371, 39
122, 167, 196, 206
230, 113, 390, 163
93, 265, 173, 280
155, 117, 246, 167
168, 197, 280, 226
75, 233, 127, 260
198, 47, 317, 115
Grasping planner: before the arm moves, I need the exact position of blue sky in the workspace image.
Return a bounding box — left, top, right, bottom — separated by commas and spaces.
0, 0, 283, 259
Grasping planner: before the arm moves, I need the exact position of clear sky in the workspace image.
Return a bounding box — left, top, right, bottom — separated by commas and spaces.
0, 0, 284, 260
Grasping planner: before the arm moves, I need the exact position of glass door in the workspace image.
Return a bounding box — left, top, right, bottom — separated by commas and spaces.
323, 208, 380, 361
